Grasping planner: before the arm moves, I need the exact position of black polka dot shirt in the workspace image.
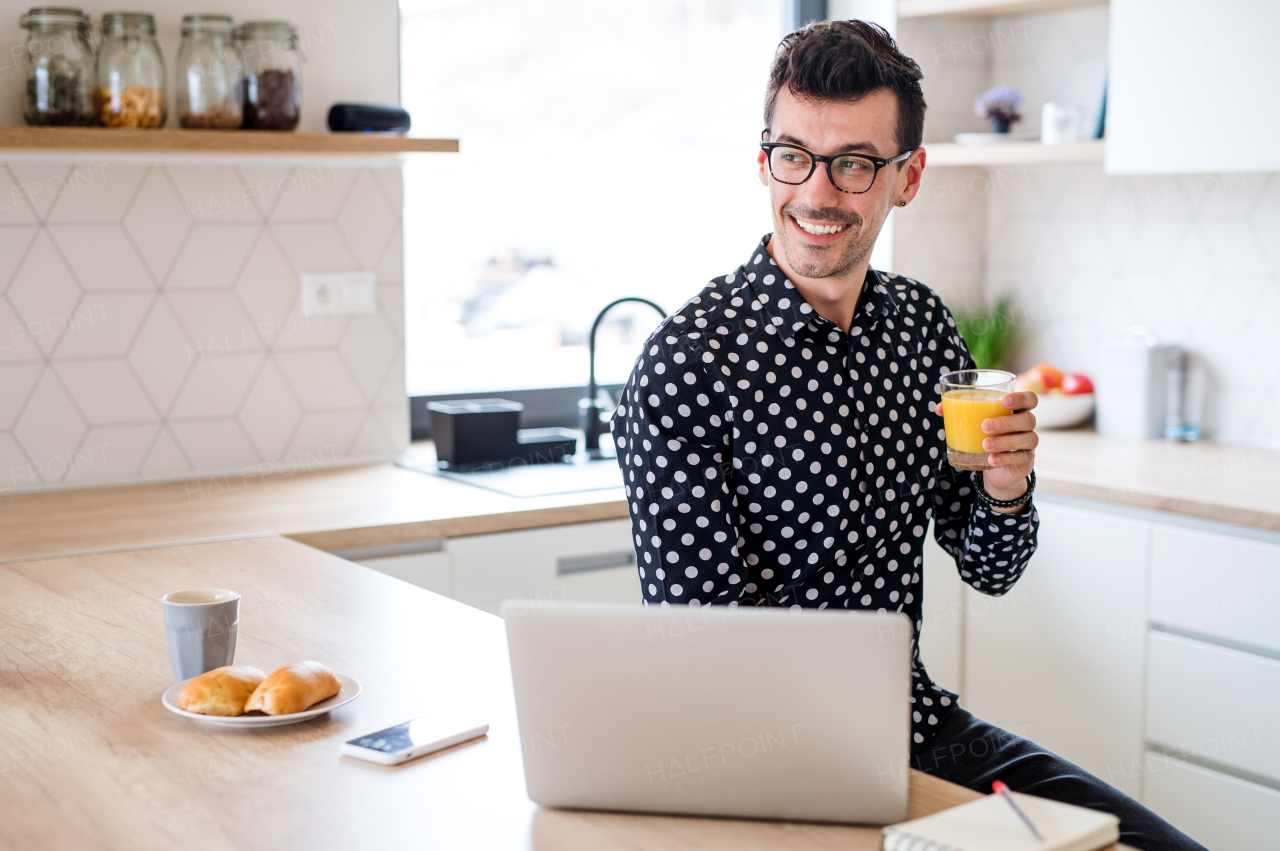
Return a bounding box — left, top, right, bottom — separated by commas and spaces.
613, 236, 1039, 746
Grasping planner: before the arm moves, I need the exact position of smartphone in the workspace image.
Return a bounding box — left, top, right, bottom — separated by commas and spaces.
341, 711, 489, 765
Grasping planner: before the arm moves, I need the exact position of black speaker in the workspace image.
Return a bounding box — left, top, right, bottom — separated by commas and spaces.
427, 399, 577, 471
327, 103, 411, 133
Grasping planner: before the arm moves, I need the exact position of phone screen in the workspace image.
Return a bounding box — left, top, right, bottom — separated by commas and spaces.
346, 714, 479, 754
346, 720, 425, 753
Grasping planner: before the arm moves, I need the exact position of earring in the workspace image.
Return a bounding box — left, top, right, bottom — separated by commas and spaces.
899, 200, 907, 207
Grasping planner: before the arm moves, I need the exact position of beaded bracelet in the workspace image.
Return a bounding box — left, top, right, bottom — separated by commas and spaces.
971, 469, 1036, 509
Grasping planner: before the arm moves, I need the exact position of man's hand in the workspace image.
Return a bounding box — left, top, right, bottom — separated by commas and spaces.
979, 390, 1038, 511
931, 390, 1038, 512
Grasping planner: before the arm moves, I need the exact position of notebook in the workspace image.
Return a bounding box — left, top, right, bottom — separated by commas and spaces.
882, 790, 1120, 851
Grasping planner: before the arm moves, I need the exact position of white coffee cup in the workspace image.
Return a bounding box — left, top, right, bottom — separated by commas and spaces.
1041, 103, 1084, 146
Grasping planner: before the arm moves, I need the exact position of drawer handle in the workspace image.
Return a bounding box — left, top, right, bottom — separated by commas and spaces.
557, 551, 636, 576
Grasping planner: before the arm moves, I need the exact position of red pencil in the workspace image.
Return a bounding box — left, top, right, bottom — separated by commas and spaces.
993, 780, 1044, 841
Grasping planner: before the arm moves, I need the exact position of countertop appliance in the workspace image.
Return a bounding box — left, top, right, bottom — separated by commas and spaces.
1095, 327, 1183, 440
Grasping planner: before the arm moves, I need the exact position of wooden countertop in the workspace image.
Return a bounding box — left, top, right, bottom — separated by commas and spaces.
0, 534, 1055, 851
1034, 429, 1280, 532
0, 450, 628, 563
3, 430, 1279, 564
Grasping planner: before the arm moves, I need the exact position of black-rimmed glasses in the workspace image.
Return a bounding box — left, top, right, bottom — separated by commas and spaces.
760, 140, 914, 194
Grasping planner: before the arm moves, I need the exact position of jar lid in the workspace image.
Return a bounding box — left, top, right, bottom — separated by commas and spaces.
20, 6, 90, 28
237, 20, 296, 38
101, 11, 156, 35
181, 14, 234, 35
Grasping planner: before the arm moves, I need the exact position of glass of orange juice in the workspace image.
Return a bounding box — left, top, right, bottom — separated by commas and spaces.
940, 369, 1016, 471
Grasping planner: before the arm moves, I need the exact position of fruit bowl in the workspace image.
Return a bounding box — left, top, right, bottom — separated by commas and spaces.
1035, 393, 1094, 430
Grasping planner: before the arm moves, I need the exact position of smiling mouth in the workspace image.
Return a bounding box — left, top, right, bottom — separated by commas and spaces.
792, 216, 850, 236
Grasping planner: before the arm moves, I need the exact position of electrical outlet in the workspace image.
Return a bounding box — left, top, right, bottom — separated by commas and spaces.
300, 272, 377, 317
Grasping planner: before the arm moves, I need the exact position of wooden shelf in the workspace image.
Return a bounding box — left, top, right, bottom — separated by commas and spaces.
0, 126, 457, 155
899, 0, 1105, 18
924, 139, 1104, 167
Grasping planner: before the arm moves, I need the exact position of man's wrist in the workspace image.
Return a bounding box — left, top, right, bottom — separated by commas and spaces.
983, 475, 1028, 503
980, 472, 1033, 514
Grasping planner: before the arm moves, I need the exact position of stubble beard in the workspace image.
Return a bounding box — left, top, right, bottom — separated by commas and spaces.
774, 203, 879, 280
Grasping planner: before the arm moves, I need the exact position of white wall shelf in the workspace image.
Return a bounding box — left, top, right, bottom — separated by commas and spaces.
899, 0, 1106, 17
924, 139, 1104, 167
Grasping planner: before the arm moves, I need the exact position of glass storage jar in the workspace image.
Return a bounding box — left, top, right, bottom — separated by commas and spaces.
95, 11, 166, 128
175, 14, 242, 129
19, 7, 95, 126
238, 20, 301, 131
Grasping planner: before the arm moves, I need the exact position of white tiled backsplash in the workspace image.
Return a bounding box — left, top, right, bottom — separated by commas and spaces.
896, 9, 1280, 448
0, 159, 407, 492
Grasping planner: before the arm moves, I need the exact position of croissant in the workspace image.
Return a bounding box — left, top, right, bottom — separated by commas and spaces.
244, 661, 342, 715
177, 666, 266, 716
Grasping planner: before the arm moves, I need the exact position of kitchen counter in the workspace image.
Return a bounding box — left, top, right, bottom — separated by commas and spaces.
1034, 429, 1280, 532
3, 430, 1277, 564
0, 446, 627, 563
1, 533, 1022, 851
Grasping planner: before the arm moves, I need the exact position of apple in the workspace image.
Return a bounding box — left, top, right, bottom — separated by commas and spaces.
1015, 372, 1044, 394
1062, 373, 1094, 395
1031, 363, 1064, 389
1016, 365, 1060, 395
1047, 387, 1066, 395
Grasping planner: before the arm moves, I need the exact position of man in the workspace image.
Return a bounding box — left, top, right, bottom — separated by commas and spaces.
612, 20, 1204, 851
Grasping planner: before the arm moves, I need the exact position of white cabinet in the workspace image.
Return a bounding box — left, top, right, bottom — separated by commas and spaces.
1147, 631, 1280, 785
1142, 752, 1280, 851
449, 519, 639, 614
962, 499, 1149, 798
351, 519, 642, 614
352, 547, 452, 598
919, 525, 965, 696
1108, 0, 1280, 174
951, 494, 1280, 841
1149, 525, 1280, 655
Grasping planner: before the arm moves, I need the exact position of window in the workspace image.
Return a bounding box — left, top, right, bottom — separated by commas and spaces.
400, 0, 783, 398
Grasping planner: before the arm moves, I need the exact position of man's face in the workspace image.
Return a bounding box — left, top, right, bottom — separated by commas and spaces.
758, 87, 911, 281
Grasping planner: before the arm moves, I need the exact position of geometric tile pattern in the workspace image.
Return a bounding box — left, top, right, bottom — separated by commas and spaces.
0, 161, 408, 491
981, 166, 1280, 449
896, 8, 1280, 449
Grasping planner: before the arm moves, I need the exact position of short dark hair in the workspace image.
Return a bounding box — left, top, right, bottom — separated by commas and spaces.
764, 20, 926, 154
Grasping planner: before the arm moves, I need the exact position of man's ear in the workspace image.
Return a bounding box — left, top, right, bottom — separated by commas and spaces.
758, 147, 770, 187
897, 148, 927, 206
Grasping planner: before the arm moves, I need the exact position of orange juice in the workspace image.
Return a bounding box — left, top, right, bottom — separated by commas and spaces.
941, 389, 1008, 469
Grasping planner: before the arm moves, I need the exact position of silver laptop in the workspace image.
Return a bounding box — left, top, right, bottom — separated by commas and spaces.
501, 601, 912, 824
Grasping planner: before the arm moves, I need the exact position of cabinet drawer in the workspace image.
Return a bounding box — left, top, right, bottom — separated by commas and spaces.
1146, 632, 1280, 783
450, 519, 640, 613
1150, 524, 1280, 653
1142, 752, 1280, 851
354, 549, 451, 598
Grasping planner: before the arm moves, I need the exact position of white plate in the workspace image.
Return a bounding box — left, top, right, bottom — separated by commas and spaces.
161, 673, 361, 728
1036, 393, 1095, 429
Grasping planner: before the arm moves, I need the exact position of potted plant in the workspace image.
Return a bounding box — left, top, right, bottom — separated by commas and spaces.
974, 87, 1023, 134
952, 297, 1019, 371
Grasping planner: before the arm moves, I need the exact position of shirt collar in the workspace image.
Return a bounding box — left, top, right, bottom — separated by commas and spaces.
738, 235, 899, 342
